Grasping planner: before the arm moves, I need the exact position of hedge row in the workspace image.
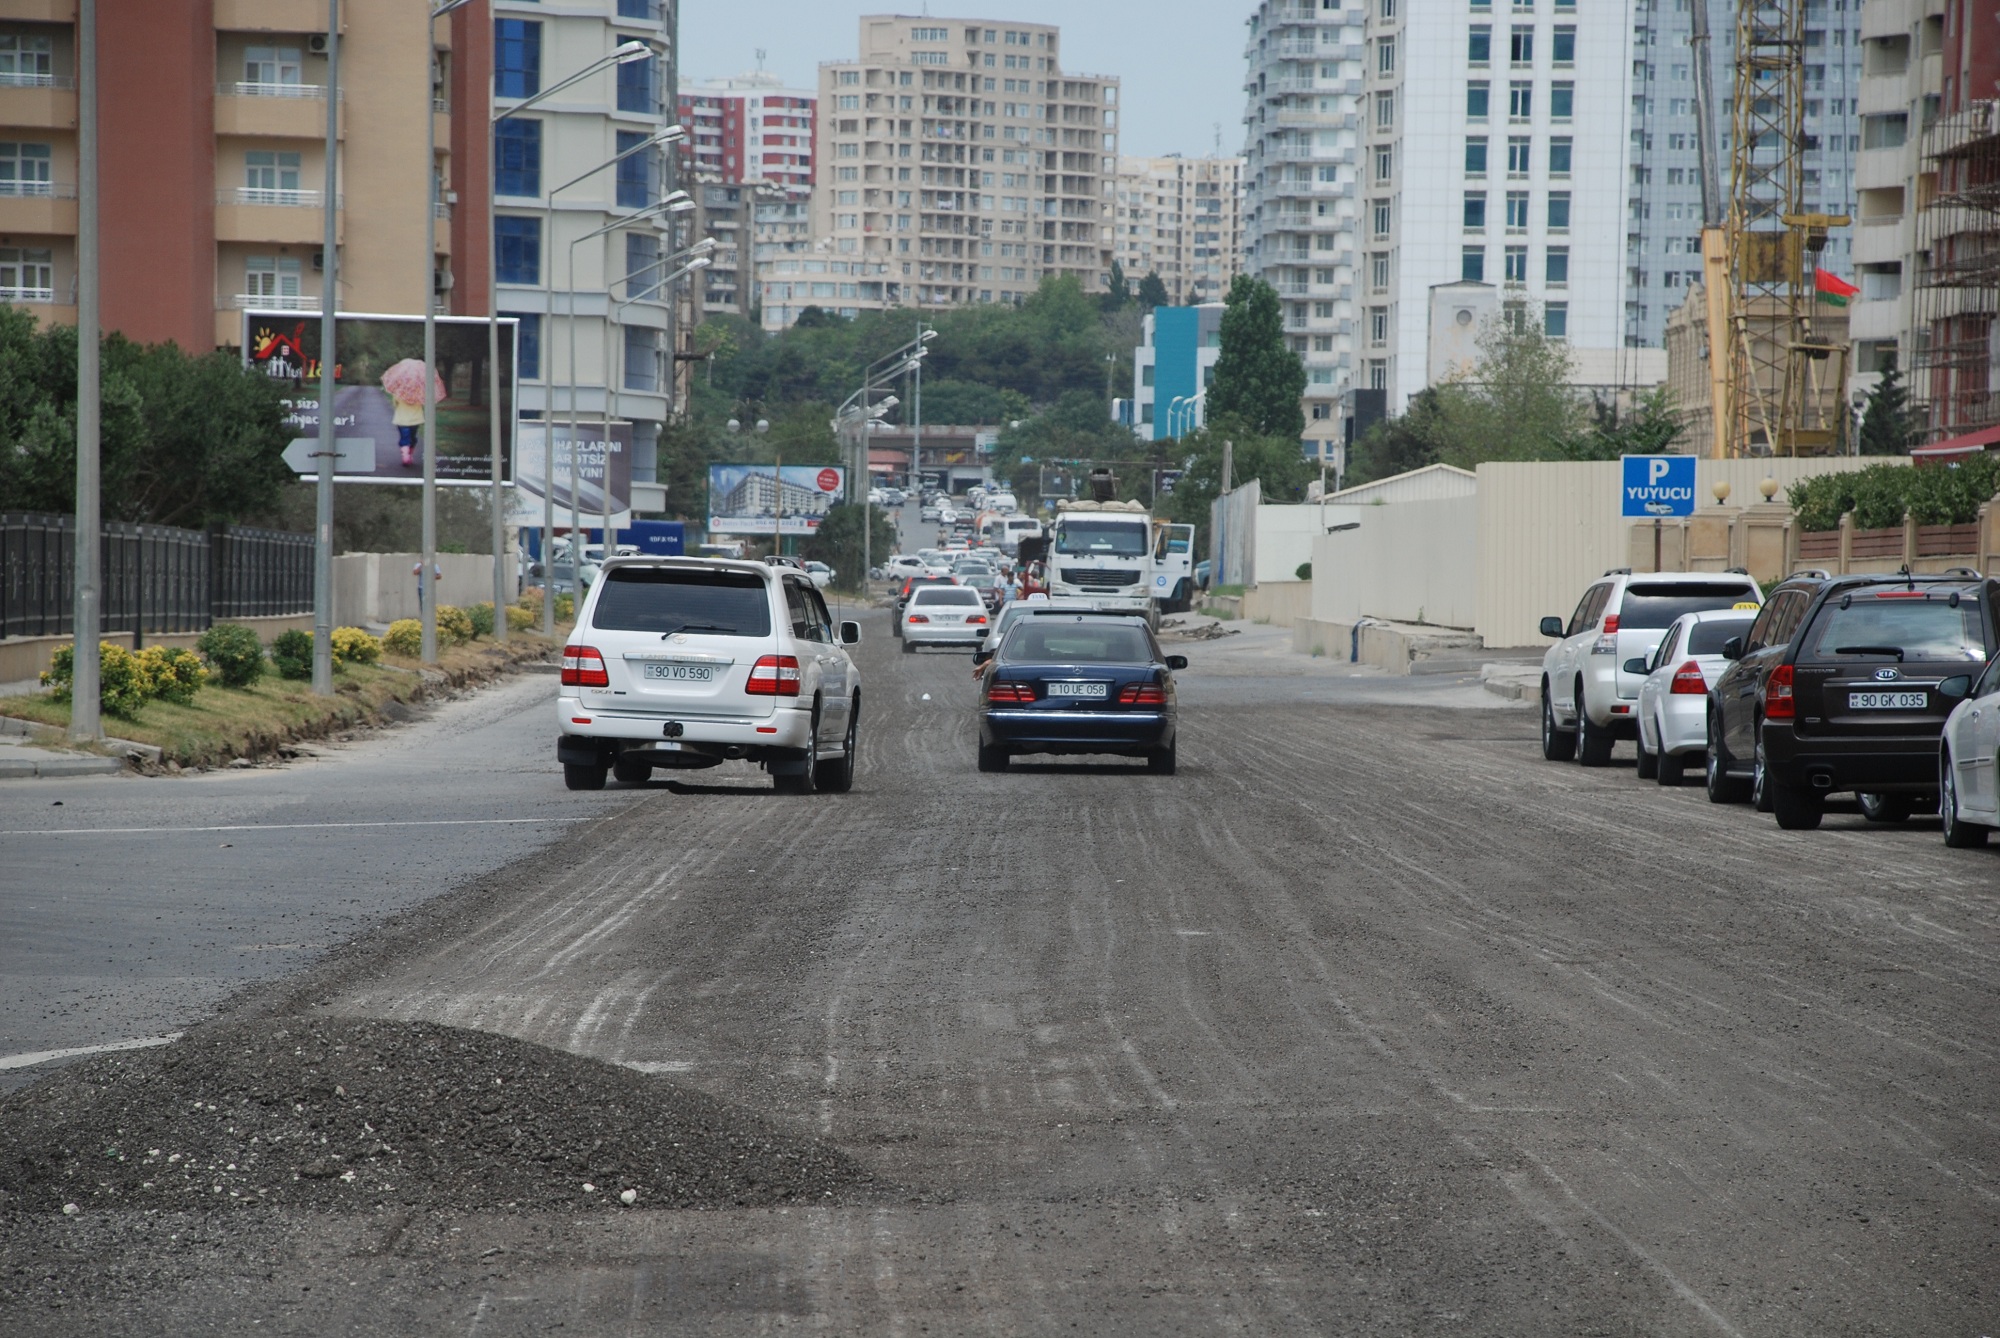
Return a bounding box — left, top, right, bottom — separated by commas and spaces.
1787, 455, 2000, 533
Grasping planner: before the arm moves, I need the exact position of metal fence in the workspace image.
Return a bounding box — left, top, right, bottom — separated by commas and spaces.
0, 512, 312, 640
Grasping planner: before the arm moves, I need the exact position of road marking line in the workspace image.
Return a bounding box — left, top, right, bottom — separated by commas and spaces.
0, 818, 552, 837
0, 1033, 183, 1070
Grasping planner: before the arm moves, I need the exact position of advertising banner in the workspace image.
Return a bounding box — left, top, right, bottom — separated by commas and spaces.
707, 464, 845, 536
243, 310, 517, 486
510, 421, 633, 531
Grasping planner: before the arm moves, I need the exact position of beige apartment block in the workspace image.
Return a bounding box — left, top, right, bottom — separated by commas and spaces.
1113, 154, 1244, 305
811, 14, 1119, 312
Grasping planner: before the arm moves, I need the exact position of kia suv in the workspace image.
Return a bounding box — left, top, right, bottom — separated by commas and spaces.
556, 557, 861, 794
1705, 570, 1994, 830
1539, 569, 1763, 766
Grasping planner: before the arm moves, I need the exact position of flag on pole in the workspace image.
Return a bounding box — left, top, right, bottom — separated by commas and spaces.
1814, 270, 1860, 307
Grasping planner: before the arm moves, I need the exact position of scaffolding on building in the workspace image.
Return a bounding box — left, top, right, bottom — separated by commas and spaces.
1911, 98, 2000, 443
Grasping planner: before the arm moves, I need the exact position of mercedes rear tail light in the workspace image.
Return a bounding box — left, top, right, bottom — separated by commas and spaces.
745, 654, 801, 696
986, 681, 1035, 703
1766, 663, 1796, 720
1669, 660, 1707, 695
969, 613, 989, 625
560, 645, 609, 688
907, 613, 930, 624
1118, 683, 1167, 705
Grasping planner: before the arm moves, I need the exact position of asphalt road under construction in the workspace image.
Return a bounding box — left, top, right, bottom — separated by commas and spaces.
1, 610, 1993, 1335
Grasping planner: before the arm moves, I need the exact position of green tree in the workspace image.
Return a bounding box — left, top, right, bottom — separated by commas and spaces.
1206, 275, 1306, 440
801, 502, 896, 593
1136, 271, 1171, 311
1859, 357, 1920, 455
1102, 261, 1131, 312
1578, 385, 1684, 460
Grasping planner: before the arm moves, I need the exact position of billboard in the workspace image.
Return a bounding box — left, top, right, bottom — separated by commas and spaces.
244, 310, 517, 486
510, 421, 633, 529
707, 464, 845, 536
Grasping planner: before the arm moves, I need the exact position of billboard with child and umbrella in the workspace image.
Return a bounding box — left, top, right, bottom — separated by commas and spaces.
243, 310, 518, 485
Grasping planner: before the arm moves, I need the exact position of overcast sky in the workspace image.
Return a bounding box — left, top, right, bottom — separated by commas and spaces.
679, 2, 1250, 159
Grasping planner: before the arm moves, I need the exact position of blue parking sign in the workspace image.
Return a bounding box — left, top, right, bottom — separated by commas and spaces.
1621, 455, 1696, 518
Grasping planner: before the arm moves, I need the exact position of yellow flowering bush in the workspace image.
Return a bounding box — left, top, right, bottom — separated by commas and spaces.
382, 619, 423, 657
332, 626, 382, 666
435, 604, 475, 646
135, 645, 207, 705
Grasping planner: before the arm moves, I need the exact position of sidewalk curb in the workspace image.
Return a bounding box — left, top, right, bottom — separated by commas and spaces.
1480, 663, 1541, 702
0, 754, 126, 779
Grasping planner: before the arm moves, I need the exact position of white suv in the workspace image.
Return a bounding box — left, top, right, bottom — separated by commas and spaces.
1538, 569, 1762, 767
557, 557, 861, 794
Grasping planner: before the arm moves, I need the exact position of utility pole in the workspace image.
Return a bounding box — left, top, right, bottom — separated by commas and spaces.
70, 0, 99, 741
312, 0, 340, 693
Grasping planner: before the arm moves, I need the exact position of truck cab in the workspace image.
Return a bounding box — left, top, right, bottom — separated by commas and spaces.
1047, 500, 1156, 618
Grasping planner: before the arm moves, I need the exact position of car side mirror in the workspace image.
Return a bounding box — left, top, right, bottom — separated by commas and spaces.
1539, 616, 1565, 638
1622, 657, 1649, 675
972, 648, 993, 665
1721, 636, 1744, 661
839, 621, 862, 646
1938, 674, 1972, 701
1166, 654, 1189, 671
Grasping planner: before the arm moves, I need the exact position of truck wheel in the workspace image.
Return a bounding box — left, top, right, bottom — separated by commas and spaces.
563, 761, 608, 791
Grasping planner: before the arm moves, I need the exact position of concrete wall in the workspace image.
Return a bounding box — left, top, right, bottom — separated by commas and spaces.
332, 553, 498, 626
1239, 580, 1315, 625
1209, 478, 1260, 587
0, 615, 313, 687
1311, 495, 1479, 629
1254, 503, 1364, 586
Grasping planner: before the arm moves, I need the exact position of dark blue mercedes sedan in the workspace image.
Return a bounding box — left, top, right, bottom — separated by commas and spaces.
973, 613, 1185, 773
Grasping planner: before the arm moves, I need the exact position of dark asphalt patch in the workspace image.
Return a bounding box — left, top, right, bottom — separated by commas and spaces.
0, 1016, 875, 1217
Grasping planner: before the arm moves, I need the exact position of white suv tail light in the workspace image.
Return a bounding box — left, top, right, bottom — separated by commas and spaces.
746, 654, 801, 697
561, 645, 609, 687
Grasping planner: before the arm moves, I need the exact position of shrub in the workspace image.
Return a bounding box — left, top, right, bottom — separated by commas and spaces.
332, 626, 381, 666
40, 641, 155, 718
382, 618, 423, 657
466, 602, 496, 638
554, 592, 574, 622
1295, 561, 1312, 581
504, 604, 534, 632
1789, 456, 2000, 532
197, 622, 266, 688
135, 646, 206, 705
270, 628, 316, 680
435, 604, 475, 646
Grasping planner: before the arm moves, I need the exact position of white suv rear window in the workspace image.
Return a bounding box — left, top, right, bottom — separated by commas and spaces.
1618, 582, 1758, 629
591, 568, 773, 636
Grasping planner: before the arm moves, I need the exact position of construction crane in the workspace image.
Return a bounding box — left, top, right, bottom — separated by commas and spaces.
1693, 1, 1852, 458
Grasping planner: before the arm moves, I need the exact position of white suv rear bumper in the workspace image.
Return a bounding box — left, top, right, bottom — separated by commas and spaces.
558, 695, 814, 750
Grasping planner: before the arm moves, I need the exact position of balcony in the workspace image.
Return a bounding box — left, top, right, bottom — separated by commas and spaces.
0, 75, 77, 131
214, 187, 341, 245
215, 83, 342, 140
229, 292, 319, 312
0, 181, 77, 234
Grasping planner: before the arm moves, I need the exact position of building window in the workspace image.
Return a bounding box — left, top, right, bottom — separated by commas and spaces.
0, 34, 54, 85
1509, 27, 1533, 63
502, 311, 541, 380
242, 44, 302, 88
1504, 245, 1527, 282
1550, 82, 1575, 119
1371, 252, 1389, 290
494, 117, 540, 197
243, 149, 302, 201
0, 245, 53, 300
1465, 138, 1488, 175
1373, 200, 1392, 236
1505, 191, 1529, 230
1468, 26, 1491, 63
1377, 38, 1396, 74
1463, 193, 1486, 229
1546, 246, 1569, 285
617, 50, 659, 114
1467, 82, 1490, 120
625, 231, 660, 299
244, 255, 301, 303
494, 19, 541, 99
1376, 147, 1394, 182
0, 141, 52, 196
1375, 91, 1395, 129
1369, 306, 1388, 345
1547, 192, 1571, 230
1552, 26, 1576, 64
1461, 246, 1485, 281
624, 325, 658, 390
615, 130, 655, 208
495, 215, 540, 284
1501, 137, 1526, 176
1544, 302, 1568, 338
1368, 359, 1387, 391
1548, 137, 1572, 176
1508, 81, 1532, 120
616, 0, 660, 17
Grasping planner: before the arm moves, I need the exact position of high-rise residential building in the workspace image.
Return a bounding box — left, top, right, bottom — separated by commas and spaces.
677, 71, 816, 191
1852, 0, 1999, 446
812, 15, 1120, 310
491, 0, 678, 498
1240, 0, 1369, 442
1356, 0, 1637, 415
0, 0, 489, 351
1112, 155, 1246, 306
1626, 0, 1862, 351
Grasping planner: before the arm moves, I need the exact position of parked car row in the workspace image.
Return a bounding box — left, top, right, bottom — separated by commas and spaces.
1540, 566, 1999, 845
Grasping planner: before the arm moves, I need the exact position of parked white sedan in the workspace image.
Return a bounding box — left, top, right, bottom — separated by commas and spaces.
1940, 654, 2000, 847
1631, 608, 1759, 786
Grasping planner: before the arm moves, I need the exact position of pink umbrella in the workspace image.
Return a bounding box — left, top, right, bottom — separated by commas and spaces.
380, 358, 446, 406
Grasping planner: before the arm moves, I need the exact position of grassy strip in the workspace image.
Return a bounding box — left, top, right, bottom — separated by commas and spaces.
0, 633, 561, 768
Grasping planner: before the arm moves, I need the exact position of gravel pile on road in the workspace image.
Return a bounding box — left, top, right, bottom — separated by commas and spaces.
0, 1017, 872, 1216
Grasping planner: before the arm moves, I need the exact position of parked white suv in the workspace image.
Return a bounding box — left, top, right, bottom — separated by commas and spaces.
557, 557, 861, 794
1538, 569, 1762, 766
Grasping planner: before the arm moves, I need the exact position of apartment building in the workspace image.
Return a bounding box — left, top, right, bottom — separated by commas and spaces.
1626, 0, 1862, 351
489, 0, 678, 494
1240, 0, 1369, 440
1112, 155, 1245, 306
677, 70, 815, 192
1850, 0, 1999, 445
1358, 0, 1635, 415
0, 0, 489, 351
812, 15, 1120, 310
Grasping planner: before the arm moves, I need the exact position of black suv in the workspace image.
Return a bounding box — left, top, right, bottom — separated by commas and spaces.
1706, 569, 1995, 830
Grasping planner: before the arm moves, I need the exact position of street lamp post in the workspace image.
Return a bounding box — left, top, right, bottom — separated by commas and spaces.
71, 0, 98, 739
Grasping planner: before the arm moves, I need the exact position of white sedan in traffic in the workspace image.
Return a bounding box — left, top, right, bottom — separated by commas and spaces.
1940, 654, 2000, 848
1632, 608, 1758, 786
